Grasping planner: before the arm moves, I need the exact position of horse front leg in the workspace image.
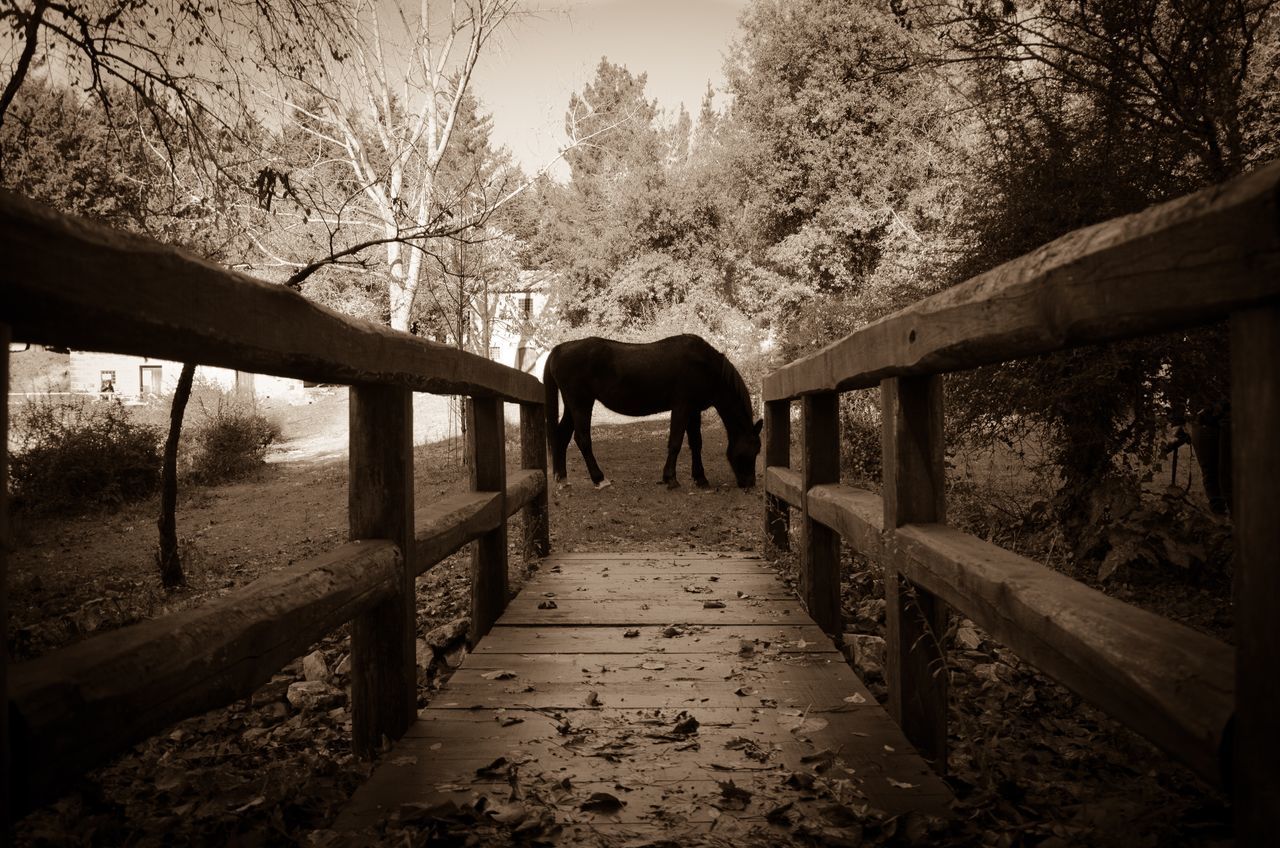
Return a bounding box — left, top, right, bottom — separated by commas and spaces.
687, 410, 709, 488
661, 410, 688, 488
568, 401, 610, 488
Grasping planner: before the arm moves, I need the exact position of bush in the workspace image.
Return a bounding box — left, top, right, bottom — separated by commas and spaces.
185, 396, 283, 485
10, 398, 162, 513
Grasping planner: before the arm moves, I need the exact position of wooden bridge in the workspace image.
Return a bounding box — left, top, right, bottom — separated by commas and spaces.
1, 161, 1278, 843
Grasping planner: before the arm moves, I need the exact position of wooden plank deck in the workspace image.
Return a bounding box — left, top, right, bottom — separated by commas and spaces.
335, 552, 953, 844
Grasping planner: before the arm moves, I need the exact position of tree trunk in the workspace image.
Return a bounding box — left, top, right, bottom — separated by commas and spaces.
157, 362, 196, 588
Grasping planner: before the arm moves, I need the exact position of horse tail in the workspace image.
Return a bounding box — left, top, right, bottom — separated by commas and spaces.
543, 346, 560, 451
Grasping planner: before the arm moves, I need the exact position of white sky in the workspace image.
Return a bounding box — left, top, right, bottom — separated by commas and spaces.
471, 0, 749, 177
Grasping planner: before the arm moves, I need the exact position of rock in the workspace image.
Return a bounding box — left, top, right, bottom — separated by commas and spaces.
955, 624, 983, 651
416, 638, 433, 671
250, 677, 292, 707
335, 654, 352, 676
302, 649, 331, 683
287, 680, 340, 711
853, 598, 886, 631
443, 644, 468, 669
425, 618, 470, 651
850, 634, 885, 679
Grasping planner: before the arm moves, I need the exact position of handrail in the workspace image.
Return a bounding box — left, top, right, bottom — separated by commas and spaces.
765, 159, 1280, 400
0, 194, 553, 818
0, 191, 541, 404
761, 160, 1280, 840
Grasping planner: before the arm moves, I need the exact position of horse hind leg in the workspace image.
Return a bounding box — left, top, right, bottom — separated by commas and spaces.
661, 409, 689, 488
552, 409, 575, 485
687, 410, 709, 488
567, 399, 610, 488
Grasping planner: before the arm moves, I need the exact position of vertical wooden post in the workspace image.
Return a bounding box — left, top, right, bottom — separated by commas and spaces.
1231, 306, 1280, 842
2, 325, 10, 830
468, 396, 508, 641
801, 392, 842, 634
520, 402, 550, 559
348, 384, 416, 758
881, 376, 949, 772
764, 399, 791, 551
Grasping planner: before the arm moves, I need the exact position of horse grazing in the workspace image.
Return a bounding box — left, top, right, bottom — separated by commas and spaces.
543, 334, 762, 489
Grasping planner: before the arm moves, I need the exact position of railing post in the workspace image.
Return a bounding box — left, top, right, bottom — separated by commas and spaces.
520, 402, 550, 559
801, 392, 842, 634
468, 396, 508, 641
348, 384, 416, 758
881, 375, 948, 772
764, 399, 791, 551
1230, 305, 1280, 842
2, 324, 10, 829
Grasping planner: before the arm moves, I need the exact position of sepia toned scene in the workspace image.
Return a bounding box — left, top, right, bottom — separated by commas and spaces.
2, 0, 1278, 845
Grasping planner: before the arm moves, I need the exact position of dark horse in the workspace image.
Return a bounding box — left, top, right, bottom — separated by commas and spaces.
543, 334, 762, 489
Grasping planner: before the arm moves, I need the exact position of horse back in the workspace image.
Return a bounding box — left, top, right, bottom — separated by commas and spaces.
547, 335, 725, 417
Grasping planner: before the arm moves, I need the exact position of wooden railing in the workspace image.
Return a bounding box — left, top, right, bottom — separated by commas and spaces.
762, 161, 1280, 841
0, 191, 552, 816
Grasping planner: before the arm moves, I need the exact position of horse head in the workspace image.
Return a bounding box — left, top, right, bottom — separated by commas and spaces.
727, 418, 763, 488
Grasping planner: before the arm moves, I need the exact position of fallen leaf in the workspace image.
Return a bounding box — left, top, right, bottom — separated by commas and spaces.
580, 792, 625, 812
887, 777, 916, 789
703, 600, 726, 609
714, 779, 752, 811
623, 628, 641, 638
672, 712, 700, 735
481, 670, 517, 680
766, 801, 795, 824
497, 716, 524, 727
537, 600, 558, 610
585, 691, 602, 707
843, 693, 867, 704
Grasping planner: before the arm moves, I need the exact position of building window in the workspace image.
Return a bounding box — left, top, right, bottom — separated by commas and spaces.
521, 294, 533, 319
140, 365, 163, 395
99, 370, 116, 394
489, 346, 501, 362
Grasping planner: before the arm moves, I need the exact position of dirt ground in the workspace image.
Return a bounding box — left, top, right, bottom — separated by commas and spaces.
7, 391, 1231, 846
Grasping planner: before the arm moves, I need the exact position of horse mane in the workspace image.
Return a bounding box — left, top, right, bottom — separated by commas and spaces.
718, 353, 754, 427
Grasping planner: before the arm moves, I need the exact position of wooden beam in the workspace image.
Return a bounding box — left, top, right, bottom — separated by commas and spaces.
764, 399, 792, 551
808, 484, 885, 562
882, 376, 948, 771
1, 325, 9, 830
801, 393, 841, 634
520, 402, 551, 559
8, 541, 399, 812
895, 524, 1234, 787
1231, 305, 1280, 835
349, 385, 416, 758
411, 471, 544, 578
0, 192, 542, 404
765, 465, 803, 508
468, 397, 508, 641
764, 160, 1280, 401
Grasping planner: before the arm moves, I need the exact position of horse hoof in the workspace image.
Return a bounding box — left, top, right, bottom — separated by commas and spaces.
594, 479, 612, 490
694, 479, 710, 489
665, 479, 680, 490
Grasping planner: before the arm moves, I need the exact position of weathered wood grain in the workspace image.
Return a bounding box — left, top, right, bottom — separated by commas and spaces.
894, 524, 1234, 786
807, 484, 884, 560
765, 465, 803, 508
801, 393, 842, 634
764, 399, 792, 550
336, 552, 953, 835
468, 397, 508, 641
882, 377, 949, 771
413, 471, 544, 576
1, 326, 9, 828
499, 597, 806, 626
520, 402, 551, 558
0, 192, 542, 403
348, 386, 417, 759
1230, 305, 1280, 836
9, 541, 399, 812
763, 160, 1280, 400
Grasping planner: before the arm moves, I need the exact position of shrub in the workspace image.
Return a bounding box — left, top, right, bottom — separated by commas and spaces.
185, 396, 283, 485
10, 398, 162, 513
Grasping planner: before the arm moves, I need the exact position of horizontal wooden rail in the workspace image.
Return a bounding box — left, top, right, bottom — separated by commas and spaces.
414, 470, 545, 576
894, 524, 1234, 787
765, 468, 1234, 786
0, 192, 541, 404
764, 160, 1280, 400
8, 540, 400, 812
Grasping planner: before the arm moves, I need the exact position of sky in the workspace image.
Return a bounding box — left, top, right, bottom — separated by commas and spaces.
470, 0, 750, 176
